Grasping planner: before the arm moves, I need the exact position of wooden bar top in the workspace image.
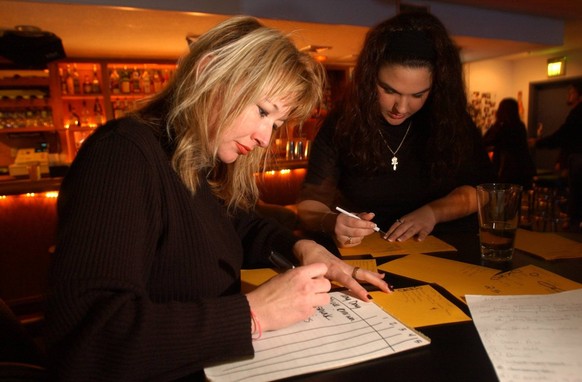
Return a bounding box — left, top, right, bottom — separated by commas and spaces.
0, 176, 63, 195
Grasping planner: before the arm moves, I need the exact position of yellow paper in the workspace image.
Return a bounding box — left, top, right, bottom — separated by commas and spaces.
339, 234, 456, 257
240, 268, 278, 294
515, 228, 582, 260
370, 285, 471, 328
485, 264, 582, 294
379, 253, 582, 303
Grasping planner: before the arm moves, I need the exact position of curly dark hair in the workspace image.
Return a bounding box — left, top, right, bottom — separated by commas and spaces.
334, 11, 475, 182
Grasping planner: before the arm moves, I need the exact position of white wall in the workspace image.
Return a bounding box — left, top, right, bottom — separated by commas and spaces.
465, 48, 582, 128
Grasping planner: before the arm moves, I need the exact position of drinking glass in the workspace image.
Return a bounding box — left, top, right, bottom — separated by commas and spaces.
476, 183, 522, 261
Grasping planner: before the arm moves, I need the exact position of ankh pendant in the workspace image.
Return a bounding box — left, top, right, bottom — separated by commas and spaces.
391, 156, 398, 171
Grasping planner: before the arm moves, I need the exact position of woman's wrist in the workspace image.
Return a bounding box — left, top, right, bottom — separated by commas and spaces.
250, 309, 262, 340
319, 212, 337, 233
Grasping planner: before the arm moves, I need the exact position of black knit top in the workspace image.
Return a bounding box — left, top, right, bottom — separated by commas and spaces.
45, 117, 298, 381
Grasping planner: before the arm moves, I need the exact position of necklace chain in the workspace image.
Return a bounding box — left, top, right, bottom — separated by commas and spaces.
377, 121, 413, 171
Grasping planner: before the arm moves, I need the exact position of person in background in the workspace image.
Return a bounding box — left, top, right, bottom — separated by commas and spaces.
45, 16, 389, 381
483, 97, 536, 189
532, 81, 582, 231
296, 11, 495, 247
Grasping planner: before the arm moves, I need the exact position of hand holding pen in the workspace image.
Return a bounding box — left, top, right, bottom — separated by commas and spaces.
335, 207, 387, 246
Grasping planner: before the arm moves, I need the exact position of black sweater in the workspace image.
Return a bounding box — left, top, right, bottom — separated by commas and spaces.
45, 117, 298, 381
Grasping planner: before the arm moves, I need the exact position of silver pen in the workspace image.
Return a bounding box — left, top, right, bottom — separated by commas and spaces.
335, 206, 387, 236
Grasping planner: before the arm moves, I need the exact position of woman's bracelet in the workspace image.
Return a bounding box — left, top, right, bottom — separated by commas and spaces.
250, 309, 262, 340
319, 211, 336, 233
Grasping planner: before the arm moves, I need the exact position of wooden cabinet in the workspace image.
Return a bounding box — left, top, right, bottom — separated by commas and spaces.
50, 59, 176, 161
0, 59, 176, 167
1, 60, 349, 171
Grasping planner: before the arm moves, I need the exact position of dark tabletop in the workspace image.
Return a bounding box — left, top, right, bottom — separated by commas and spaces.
288, 230, 582, 382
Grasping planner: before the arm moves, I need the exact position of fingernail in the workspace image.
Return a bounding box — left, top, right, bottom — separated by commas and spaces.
388, 284, 395, 292
367, 294, 373, 300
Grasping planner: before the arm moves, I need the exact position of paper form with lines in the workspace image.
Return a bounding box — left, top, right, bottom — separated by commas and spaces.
204, 291, 430, 382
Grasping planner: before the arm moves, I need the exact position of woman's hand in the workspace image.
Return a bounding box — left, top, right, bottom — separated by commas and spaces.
246, 263, 331, 332
384, 205, 436, 242
333, 211, 379, 247
293, 240, 391, 300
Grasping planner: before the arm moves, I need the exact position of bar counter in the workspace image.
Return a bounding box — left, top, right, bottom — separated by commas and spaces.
0, 176, 63, 196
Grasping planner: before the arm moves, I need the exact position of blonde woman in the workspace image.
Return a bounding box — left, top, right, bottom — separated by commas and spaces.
46, 16, 389, 381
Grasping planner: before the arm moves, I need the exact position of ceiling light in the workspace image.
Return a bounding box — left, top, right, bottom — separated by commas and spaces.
547, 57, 566, 77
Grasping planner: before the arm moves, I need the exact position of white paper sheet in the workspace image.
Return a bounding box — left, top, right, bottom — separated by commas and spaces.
205, 291, 430, 382
466, 289, 582, 382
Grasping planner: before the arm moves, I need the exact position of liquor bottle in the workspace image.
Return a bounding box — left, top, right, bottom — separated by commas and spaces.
141, 67, 151, 94
66, 64, 75, 95
83, 75, 92, 94
93, 98, 105, 126
162, 69, 171, 89
67, 103, 80, 127
131, 67, 141, 94
80, 100, 91, 127
113, 100, 124, 119
59, 67, 67, 95
72, 64, 81, 95
120, 66, 131, 94
152, 70, 163, 93
109, 66, 120, 94
91, 65, 101, 94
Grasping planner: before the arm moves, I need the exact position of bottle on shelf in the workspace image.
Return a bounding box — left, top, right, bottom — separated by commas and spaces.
83, 75, 92, 94
66, 64, 75, 95
67, 103, 80, 128
72, 64, 81, 95
152, 70, 163, 93
113, 99, 124, 119
141, 66, 151, 94
93, 98, 105, 126
120, 66, 131, 94
91, 64, 101, 94
80, 100, 91, 127
110, 66, 121, 94
131, 66, 141, 94
162, 69, 171, 86
59, 67, 67, 95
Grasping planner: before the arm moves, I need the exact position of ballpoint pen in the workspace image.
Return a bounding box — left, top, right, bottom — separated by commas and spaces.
335, 206, 387, 236
269, 250, 296, 270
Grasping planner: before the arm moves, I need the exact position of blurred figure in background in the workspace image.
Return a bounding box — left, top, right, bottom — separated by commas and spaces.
483, 97, 536, 189
532, 81, 582, 231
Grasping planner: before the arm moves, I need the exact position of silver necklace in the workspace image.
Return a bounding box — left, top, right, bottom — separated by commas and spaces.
377, 121, 413, 171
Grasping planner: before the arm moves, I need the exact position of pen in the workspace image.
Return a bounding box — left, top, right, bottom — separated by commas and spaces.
269, 250, 296, 270
335, 207, 387, 236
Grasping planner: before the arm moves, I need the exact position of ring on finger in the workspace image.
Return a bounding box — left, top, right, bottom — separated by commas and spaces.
347, 236, 352, 244
351, 266, 360, 279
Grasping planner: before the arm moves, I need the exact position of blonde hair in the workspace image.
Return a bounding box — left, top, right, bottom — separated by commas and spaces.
137, 16, 325, 211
